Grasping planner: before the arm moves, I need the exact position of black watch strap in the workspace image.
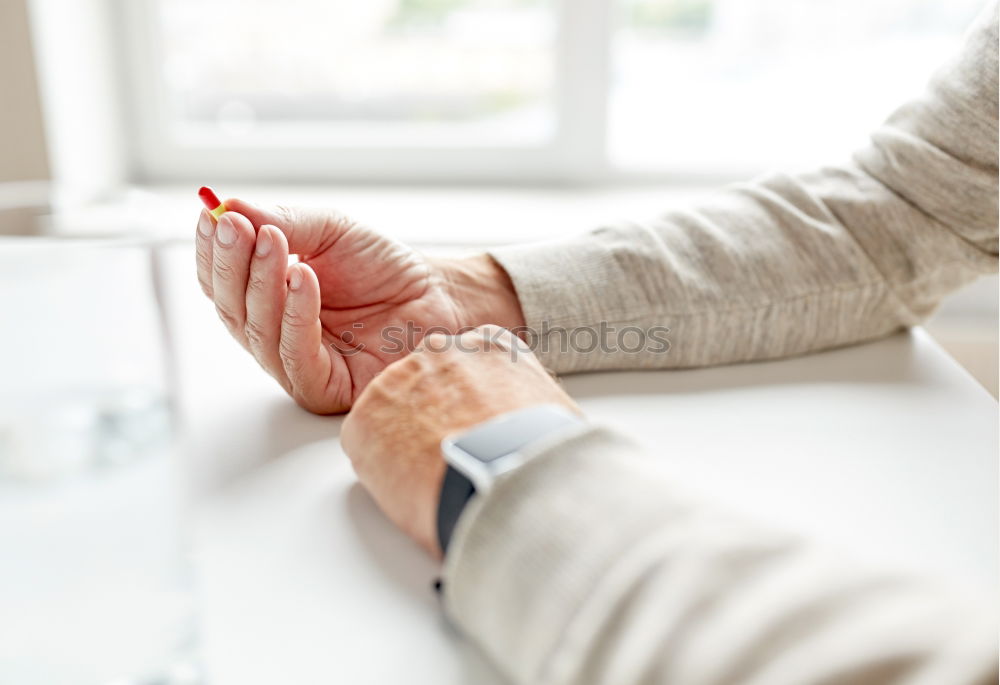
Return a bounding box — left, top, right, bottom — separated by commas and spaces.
436, 464, 476, 555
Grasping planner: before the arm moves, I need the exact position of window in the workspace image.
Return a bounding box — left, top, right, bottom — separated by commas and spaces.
155, 0, 556, 144
119, 0, 983, 183
611, 0, 986, 174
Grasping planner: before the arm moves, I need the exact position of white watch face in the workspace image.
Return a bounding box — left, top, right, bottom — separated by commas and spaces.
441, 404, 583, 492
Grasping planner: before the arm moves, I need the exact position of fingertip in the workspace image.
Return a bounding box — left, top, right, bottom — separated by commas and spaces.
262, 224, 288, 254
197, 208, 215, 238
223, 197, 253, 214
288, 263, 305, 290
287, 262, 317, 292
223, 198, 271, 230
255, 224, 274, 257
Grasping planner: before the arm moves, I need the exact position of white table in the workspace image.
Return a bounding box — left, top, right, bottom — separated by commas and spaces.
157, 245, 998, 685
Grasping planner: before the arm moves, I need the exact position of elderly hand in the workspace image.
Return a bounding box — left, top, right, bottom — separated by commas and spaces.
195, 200, 524, 414
341, 326, 578, 558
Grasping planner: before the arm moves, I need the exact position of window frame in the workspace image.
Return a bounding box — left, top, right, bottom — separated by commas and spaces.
103, 0, 985, 188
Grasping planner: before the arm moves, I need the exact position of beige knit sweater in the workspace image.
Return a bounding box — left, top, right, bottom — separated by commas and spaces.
443, 3, 999, 684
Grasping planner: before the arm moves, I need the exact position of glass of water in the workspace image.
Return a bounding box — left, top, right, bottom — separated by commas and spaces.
0, 238, 198, 684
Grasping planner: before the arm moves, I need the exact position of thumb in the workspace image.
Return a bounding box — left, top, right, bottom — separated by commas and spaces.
224, 198, 352, 256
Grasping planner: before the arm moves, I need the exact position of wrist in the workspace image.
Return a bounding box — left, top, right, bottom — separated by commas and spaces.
437, 404, 586, 556
434, 255, 526, 333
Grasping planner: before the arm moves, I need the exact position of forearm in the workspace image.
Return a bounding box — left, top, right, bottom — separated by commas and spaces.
446, 168, 992, 375
487, 165, 995, 374
443, 427, 998, 685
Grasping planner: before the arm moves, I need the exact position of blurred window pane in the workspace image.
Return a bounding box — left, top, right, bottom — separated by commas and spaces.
611, 0, 985, 173
154, 0, 556, 144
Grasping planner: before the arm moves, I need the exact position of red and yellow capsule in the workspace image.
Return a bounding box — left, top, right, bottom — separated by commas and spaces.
198, 186, 227, 220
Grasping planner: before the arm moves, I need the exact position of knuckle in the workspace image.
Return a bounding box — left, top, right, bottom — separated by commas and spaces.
278, 338, 298, 365
246, 270, 269, 294
212, 258, 237, 282
278, 339, 308, 374
274, 204, 299, 233
195, 252, 214, 296
244, 319, 270, 348
215, 303, 242, 331
282, 306, 310, 328
196, 247, 213, 271
274, 204, 295, 222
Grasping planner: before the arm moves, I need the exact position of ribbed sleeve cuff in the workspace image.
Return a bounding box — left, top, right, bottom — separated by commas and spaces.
489, 230, 670, 374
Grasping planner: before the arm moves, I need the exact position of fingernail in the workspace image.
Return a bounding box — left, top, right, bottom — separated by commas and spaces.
289, 265, 304, 290
216, 216, 236, 246
197, 210, 215, 238
255, 226, 273, 257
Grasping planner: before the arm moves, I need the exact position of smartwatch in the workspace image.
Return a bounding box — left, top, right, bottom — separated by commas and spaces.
436, 404, 584, 554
